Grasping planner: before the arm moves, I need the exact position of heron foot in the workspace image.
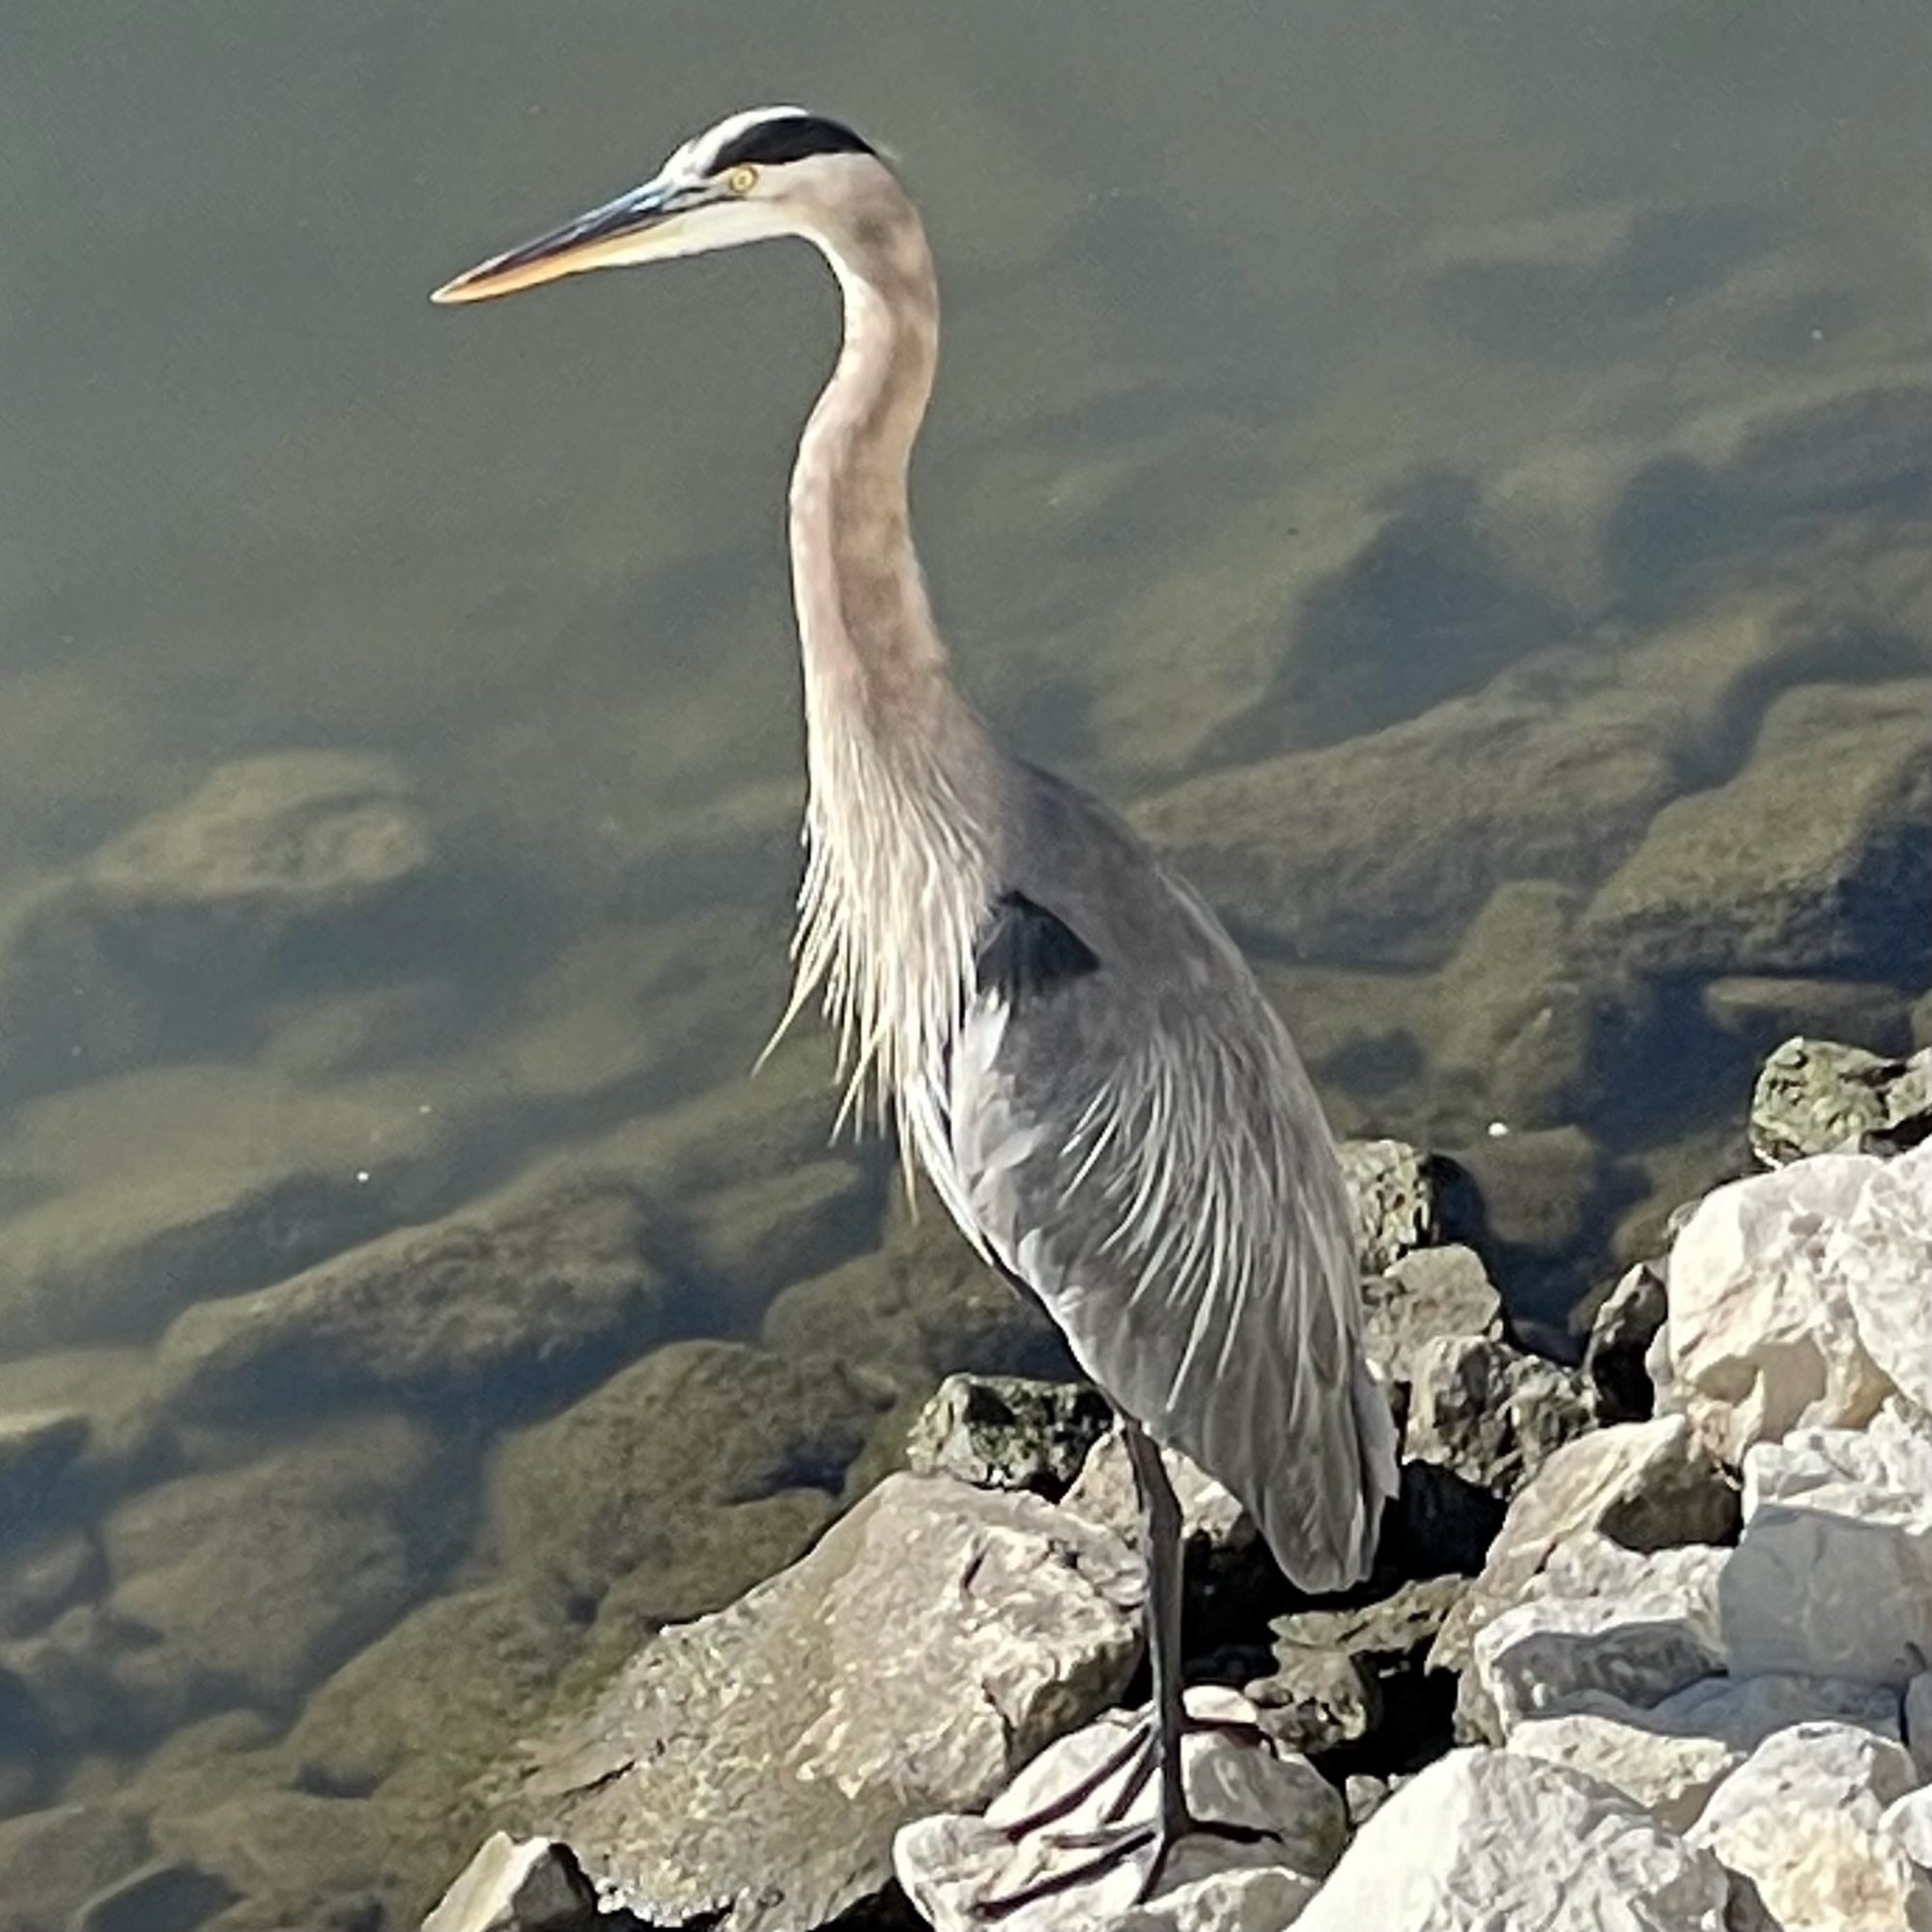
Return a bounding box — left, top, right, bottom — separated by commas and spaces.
976, 1807, 1281, 1918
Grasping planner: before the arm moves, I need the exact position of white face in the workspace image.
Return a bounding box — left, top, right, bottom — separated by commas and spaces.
431, 107, 885, 305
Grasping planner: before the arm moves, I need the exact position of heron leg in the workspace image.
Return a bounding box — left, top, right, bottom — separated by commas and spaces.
975, 1423, 1278, 1918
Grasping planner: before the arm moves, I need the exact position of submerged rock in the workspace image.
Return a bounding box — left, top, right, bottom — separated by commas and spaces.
476, 1473, 1142, 1931
1664, 1143, 1932, 1459
1291, 1747, 1737, 1932
905, 1374, 1114, 1497
895, 1690, 1344, 1932
0, 1803, 151, 1932
1750, 1035, 1932, 1164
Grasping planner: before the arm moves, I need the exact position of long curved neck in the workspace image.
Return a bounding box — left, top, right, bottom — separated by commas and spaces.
790, 189, 951, 740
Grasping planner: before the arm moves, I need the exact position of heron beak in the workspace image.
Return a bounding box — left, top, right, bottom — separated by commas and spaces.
431, 175, 708, 304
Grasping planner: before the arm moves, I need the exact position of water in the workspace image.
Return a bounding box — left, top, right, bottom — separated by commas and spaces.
1, 1, 1927, 1921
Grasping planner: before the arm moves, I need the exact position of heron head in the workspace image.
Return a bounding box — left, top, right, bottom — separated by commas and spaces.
431, 106, 891, 304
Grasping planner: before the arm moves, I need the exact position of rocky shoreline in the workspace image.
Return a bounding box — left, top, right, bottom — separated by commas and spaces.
420, 1036, 1932, 1932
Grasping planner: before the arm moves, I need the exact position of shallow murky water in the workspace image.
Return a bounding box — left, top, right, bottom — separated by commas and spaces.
1, 1, 1928, 1921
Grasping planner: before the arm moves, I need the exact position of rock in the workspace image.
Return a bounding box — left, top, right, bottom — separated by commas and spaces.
2, 1413, 440, 1742
895, 1689, 1344, 1932
1291, 1747, 1737, 1932
0, 1525, 100, 1639
1359, 1244, 1502, 1385
1339, 1138, 1438, 1271
1342, 1774, 1390, 1827
1751, 1037, 1932, 1163
684, 1159, 877, 1325
1908, 1670, 1932, 1780
68, 1858, 242, 1932
1403, 1336, 1596, 1499
81, 749, 433, 956
761, 1184, 1069, 1384
906, 1375, 1114, 1497
1063, 1429, 1254, 1563
0, 1064, 456, 1350
1581, 679, 1932, 980
1113, 1866, 1325, 1932
1663, 1144, 1932, 1460
151, 1145, 676, 1421
423, 1833, 600, 1932
1884, 1788, 1932, 1873
0, 1406, 88, 1527
1442, 1123, 1608, 1264
0, 1804, 152, 1932
1721, 1402, 1932, 1686
1581, 1263, 1667, 1422
485, 1340, 888, 1632
1433, 1416, 1738, 1670
1469, 1548, 1727, 1738
1689, 1722, 1931, 1932
0, 1346, 162, 1492
1509, 1672, 1906, 1833
1704, 976, 1916, 1064
1249, 1576, 1463, 1756
483, 1474, 1142, 1930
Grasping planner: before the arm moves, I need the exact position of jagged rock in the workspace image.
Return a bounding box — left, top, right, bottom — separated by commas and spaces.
1469, 1548, 1727, 1739
1721, 1401, 1932, 1686
1359, 1243, 1503, 1384
1433, 1416, 1738, 1670
1689, 1722, 1932, 1932
0, 1804, 152, 1932
1581, 1263, 1667, 1422
1750, 1037, 1932, 1163
485, 1340, 888, 1632
1248, 1576, 1463, 1756
1508, 1672, 1906, 1833
1063, 1428, 1254, 1558
481, 1474, 1143, 1930
82, 749, 433, 955
0, 1413, 439, 1743
1403, 1336, 1596, 1499
151, 1147, 676, 1421
1292, 1747, 1738, 1932
424, 1833, 601, 1932
1580, 679, 1932, 980
1339, 1139, 1438, 1272
905, 1375, 1113, 1497
1662, 1145, 1932, 1459
1342, 1775, 1391, 1828
894, 1689, 1344, 1932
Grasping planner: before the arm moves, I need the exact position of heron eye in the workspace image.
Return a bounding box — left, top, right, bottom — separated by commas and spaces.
726, 164, 759, 196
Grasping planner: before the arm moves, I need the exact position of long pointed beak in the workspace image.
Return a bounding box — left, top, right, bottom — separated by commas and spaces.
431, 175, 706, 304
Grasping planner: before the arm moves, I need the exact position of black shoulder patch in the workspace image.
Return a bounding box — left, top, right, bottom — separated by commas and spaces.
977, 892, 1100, 1006
709, 114, 876, 173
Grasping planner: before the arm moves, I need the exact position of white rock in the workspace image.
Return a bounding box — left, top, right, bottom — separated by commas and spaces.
1884, 1788, 1932, 1872
1690, 1722, 1932, 1931
422, 1832, 596, 1931
1665, 1145, 1932, 1462
1722, 1403, 1932, 1686
1906, 1670, 1932, 1781
1064, 1429, 1253, 1554
1473, 1584, 1725, 1737
1507, 1672, 1903, 1833
894, 1689, 1343, 1932
1293, 1747, 1737, 1932
1432, 1416, 1736, 1670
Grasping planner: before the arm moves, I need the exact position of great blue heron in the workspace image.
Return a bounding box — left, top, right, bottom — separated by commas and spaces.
435, 104, 1398, 1907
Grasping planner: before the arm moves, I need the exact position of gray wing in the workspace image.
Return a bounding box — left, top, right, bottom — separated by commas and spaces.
935, 850, 1397, 1593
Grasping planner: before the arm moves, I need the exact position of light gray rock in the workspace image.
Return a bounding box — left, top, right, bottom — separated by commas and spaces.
1471, 1551, 1727, 1738
1722, 1402, 1932, 1686
1432, 1416, 1737, 1670
1750, 1036, 1932, 1164
1360, 1243, 1503, 1385
895, 1689, 1342, 1932
1883, 1787, 1932, 1873
1064, 1426, 1254, 1557
1292, 1747, 1738, 1932
1666, 1144, 1932, 1459
905, 1375, 1114, 1497
485, 1474, 1144, 1930
1403, 1335, 1596, 1499
1582, 1263, 1667, 1422
1339, 1139, 1438, 1273
1112, 1865, 1324, 1932
1690, 1722, 1932, 1932
423, 1833, 600, 1932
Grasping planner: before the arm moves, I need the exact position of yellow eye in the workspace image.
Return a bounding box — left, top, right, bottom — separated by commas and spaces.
727, 164, 758, 196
